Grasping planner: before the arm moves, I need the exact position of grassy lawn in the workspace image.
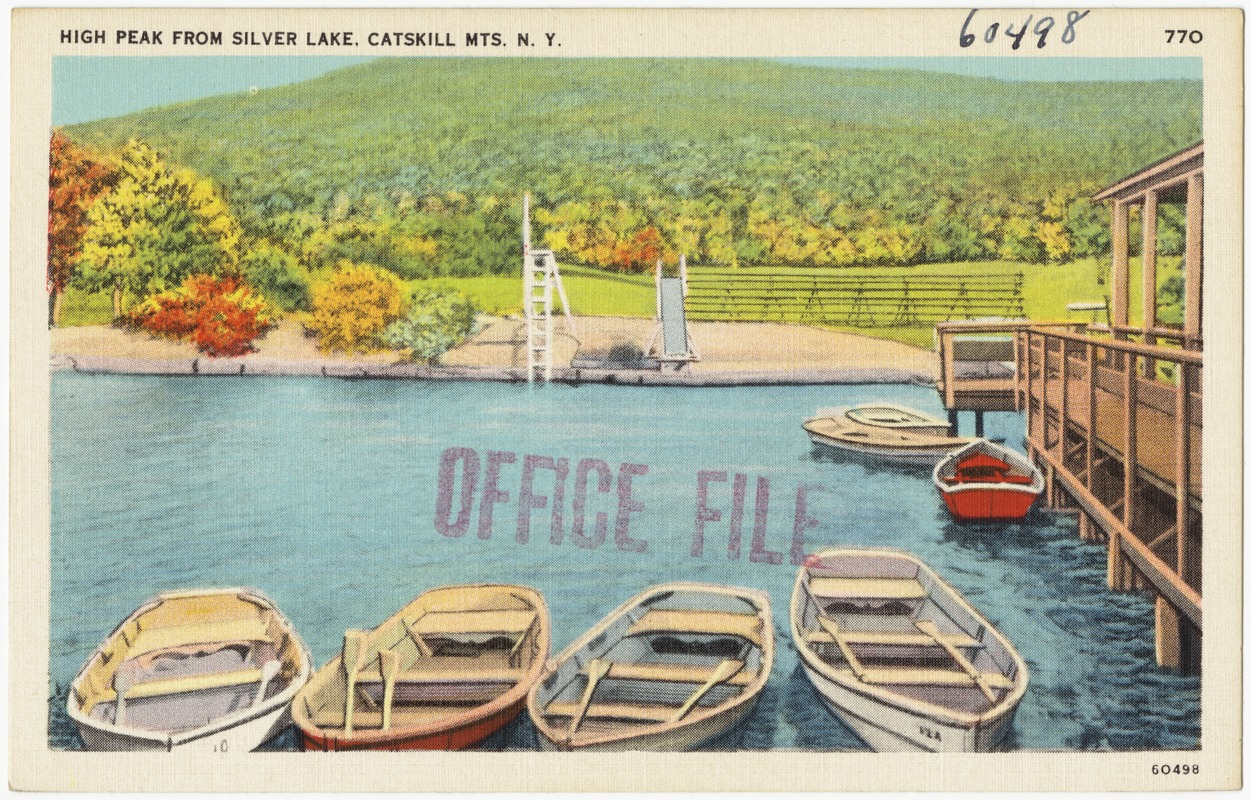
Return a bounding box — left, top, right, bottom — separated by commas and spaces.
406, 263, 655, 318
56, 258, 1175, 354
59, 287, 119, 327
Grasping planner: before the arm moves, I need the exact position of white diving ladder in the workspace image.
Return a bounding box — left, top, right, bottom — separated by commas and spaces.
522, 194, 574, 383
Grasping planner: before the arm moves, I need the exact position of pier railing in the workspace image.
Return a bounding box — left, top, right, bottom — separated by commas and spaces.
936, 319, 1203, 672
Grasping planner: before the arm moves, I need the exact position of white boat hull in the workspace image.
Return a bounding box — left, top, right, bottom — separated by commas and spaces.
797, 653, 1014, 752
805, 429, 955, 466
74, 701, 293, 753
534, 694, 759, 752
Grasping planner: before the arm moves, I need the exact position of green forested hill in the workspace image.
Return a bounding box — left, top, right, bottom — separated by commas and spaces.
63, 58, 1202, 275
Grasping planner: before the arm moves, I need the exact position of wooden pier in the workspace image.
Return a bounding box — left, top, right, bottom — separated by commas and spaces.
934, 143, 1204, 674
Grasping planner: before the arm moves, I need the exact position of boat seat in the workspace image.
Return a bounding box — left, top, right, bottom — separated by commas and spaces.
626, 610, 763, 646
807, 629, 982, 649
126, 617, 273, 659
847, 666, 1014, 690
354, 665, 523, 685
99, 666, 266, 703
809, 577, 926, 601
544, 700, 676, 723
409, 610, 536, 636
603, 660, 753, 686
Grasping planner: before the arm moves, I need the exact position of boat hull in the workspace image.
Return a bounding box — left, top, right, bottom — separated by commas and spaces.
932, 440, 1044, 521
300, 695, 525, 751
804, 428, 957, 466
938, 485, 1040, 521
73, 687, 295, 753
534, 692, 759, 752
797, 652, 1014, 753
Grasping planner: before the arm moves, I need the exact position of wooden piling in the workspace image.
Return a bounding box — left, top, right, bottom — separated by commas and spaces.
1155, 595, 1182, 669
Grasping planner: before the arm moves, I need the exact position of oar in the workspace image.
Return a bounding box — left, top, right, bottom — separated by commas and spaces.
112, 668, 134, 727
378, 650, 401, 732
341, 629, 369, 737
251, 660, 282, 709
671, 659, 743, 723
913, 619, 997, 703
402, 619, 434, 658
568, 659, 612, 735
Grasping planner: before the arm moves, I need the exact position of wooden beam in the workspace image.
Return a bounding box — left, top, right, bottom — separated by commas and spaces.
1175, 362, 1192, 585
1184, 173, 1203, 348
1039, 334, 1049, 446
942, 331, 955, 409
1108, 525, 1124, 591
1110, 200, 1130, 335
1086, 342, 1097, 487
1059, 339, 1069, 454
1013, 329, 1023, 411
1156, 595, 1182, 669
1123, 352, 1138, 532
1141, 190, 1159, 375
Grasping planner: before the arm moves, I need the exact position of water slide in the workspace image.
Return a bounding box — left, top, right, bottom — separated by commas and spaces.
658, 276, 690, 358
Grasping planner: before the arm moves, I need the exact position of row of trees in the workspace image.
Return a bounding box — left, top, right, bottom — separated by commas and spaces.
47, 135, 479, 362
49, 132, 1189, 330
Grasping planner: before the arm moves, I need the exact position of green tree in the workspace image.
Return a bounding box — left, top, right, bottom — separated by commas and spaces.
240, 244, 310, 312
76, 140, 240, 318
383, 287, 478, 363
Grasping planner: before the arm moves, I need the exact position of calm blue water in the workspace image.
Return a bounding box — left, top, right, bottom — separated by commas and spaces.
49, 372, 1199, 751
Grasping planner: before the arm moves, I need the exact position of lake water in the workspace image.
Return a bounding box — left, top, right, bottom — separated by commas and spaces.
49, 372, 1200, 751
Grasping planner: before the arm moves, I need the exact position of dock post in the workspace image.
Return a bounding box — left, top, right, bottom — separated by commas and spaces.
947, 409, 958, 435
1107, 530, 1123, 591
974, 411, 984, 438
1078, 512, 1098, 542
1155, 595, 1182, 669
1044, 461, 1056, 507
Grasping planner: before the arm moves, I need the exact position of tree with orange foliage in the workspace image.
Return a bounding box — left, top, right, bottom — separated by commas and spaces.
47, 132, 115, 326
610, 226, 665, 273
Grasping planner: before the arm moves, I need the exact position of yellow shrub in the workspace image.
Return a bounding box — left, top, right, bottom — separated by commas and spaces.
307, 261, 403, 353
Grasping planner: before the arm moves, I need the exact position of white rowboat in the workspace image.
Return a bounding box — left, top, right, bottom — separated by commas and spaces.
68, 588, 311, 752
790, 548, 1027, 752
803, 403, 974, 466
528, 582, 773, 751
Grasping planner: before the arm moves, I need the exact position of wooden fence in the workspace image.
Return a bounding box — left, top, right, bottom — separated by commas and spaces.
685, 269, 1024, 327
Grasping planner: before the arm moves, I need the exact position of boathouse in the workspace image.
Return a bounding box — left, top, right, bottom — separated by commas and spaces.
935, 142, 1204, 674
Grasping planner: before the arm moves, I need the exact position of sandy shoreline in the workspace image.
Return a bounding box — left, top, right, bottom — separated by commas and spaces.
51, 316, 939, 386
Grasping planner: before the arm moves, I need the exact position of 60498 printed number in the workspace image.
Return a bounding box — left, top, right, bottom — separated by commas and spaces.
1153, 764, 1198, 775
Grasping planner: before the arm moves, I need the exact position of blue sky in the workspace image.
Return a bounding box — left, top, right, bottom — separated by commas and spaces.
53, 56, 1203, 126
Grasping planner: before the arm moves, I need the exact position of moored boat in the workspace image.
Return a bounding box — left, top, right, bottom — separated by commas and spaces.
933, 439, 1044, 521
803, 403, 974, 466
527, 582, 773, 751
790, 548, 1027, 752
67, 587, 312, 752
292, 584, 549, 751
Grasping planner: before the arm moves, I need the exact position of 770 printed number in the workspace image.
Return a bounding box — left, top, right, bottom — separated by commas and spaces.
1166, 29, 1203, 43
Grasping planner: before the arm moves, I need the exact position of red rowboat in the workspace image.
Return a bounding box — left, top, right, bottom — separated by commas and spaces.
292, 584, 549, 751
932, 440, 1044, 521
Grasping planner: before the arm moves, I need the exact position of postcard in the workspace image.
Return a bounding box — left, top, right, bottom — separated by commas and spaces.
9, 6, 1242, 792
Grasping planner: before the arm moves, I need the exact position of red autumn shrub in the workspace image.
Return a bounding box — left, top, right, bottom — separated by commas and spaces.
125, 274, 275, 357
